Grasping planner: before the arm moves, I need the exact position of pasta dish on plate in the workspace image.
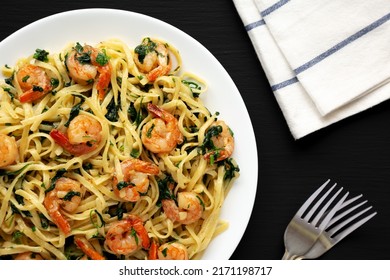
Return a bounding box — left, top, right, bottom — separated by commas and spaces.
0, 37, 239, 260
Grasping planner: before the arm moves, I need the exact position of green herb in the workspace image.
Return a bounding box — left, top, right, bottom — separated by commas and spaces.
116, 181, 135, 191
5, 72, 14, 87
128, 102, 146, 127
64, 95, 85, 127
196, 195, 205, 210
108, 204, 125, 220
74, 42, 84, 53
6, 91, 15, 102
161, 247, 168, 257
90, 209, 105, 229
0, 163, 31, 176
64, 242, 84, 260
73, 43, 92, 64
199, 125, 222, 155
39, 213, 49, 229
157, 175, 176, 206
32, 85, 43, 92
62, 191, 81, 201
22, 75, 30, 82
12, 230, 24, 244
33, 49, 49, 62
182, 80, 202, 98
209, 154, 215, 165
82, 162, 93, 170
146, 123, 155, 138
45, 168, 67, 193
105, 97, 120, 122
130, 228, 139, 245
130, 149, 140, 158
13, 193, 32, 217
95, 51, 109, 66
51, 78, 59, 88
134, 38, 157, 63
219, 158, 240, 181
10, 202, 20, 215
76, 52, 92, 64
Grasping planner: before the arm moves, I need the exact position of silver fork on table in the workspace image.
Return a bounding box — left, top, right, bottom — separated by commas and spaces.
282, 179, 376, 260
293, 195, 377, 260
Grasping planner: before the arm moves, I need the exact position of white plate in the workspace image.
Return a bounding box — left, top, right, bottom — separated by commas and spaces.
0, 8, 258, 260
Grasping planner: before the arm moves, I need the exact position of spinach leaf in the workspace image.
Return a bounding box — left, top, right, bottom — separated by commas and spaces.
33, 49, 49, 62
105, 97, 120, 122
64, 95, 86, 127
45, 168, 67, 193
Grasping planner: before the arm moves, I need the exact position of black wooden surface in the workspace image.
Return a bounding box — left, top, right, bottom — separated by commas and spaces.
1, 0, 389, 260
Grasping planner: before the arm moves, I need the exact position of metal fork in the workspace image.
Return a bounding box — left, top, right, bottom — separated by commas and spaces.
292, 194, 377, 260
282, 179, 348, 260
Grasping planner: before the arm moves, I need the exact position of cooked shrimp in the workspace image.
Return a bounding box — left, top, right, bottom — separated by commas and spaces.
66, 43, 111, 100
74, 236, 105, 260
148, 240, 188, 260
162, 192, 203, 225
112, 158, 159, 202
105, 215, 150, 255
50, 114, 102, 156
0, 134, 19, 168
203, 120, 234, 162
141, 103, 183, 154
43, 177, 82, 235
16, 64, 52, 103
134, 38, 172, 82
14, 252, 44, 260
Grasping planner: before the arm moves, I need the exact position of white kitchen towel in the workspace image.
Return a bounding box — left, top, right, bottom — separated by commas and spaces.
233, 0, 390, 139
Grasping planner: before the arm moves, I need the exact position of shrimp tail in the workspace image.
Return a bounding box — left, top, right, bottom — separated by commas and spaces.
50, 129, 96, 156
146, 63, 171, 82
127, 215, 150, 249
204, 150, 229, 162
49, 209, 72, 235
19, 89, 47, 103
148, 240, 159, 260
75, 237, 105, 260
147, 103, 163, 118
96, 65, 111, 100
145, 47, 172, 82
132, 160, 160, 175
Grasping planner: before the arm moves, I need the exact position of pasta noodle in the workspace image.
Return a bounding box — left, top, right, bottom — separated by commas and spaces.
0, 37, 239, 260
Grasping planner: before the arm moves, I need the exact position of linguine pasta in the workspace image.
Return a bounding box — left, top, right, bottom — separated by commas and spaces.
0, 37, 239, 260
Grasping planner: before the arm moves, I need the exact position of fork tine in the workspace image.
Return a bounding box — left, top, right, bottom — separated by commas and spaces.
326, 199, 367, 228
296, 179, 331, 217
328, 208, 377, 243
303, 184, 338, 221
339, 194, 363, 209
300, 182, 339, 221
317, 191, 348, 230
311, 187, 344, 226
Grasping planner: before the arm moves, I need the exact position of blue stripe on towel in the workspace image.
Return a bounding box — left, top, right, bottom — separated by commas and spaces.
260, 0, 290, 17
245, 19, 265, 31
244, 0, 289, 31
271, 77, 299, 91
271, 11, 390, 91
294, 11, 390, 75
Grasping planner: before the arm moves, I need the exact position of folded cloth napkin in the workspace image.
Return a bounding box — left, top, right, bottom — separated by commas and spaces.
233, 0, 390, 139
